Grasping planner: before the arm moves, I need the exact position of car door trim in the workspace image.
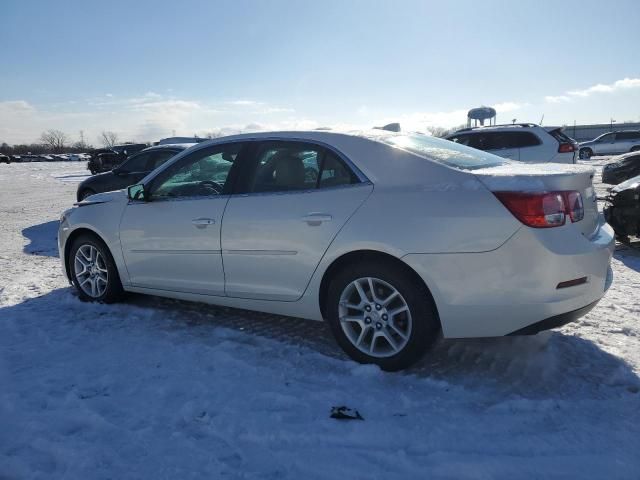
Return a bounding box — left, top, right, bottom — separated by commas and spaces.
223, 249, 297, 255
130, 249, 222, 254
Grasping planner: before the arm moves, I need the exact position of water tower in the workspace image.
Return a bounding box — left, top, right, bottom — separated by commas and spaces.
467, 106, 497, 127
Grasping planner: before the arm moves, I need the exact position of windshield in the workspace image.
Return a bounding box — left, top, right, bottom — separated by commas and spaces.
382, 134, 508, 170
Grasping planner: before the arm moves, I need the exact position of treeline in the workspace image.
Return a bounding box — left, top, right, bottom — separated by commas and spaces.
0, 129, 138, 155
0, 142, 93, 155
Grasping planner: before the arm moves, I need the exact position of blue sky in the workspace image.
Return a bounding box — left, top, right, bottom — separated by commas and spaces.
1, 0, 639, 144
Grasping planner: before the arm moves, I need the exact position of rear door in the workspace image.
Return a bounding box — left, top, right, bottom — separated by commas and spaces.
616, 131, 638, 154
511, 131, 543, 162
221, 140, 372, 301
593, 133, 617, 155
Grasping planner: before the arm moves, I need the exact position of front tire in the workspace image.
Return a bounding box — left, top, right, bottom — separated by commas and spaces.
326, 261, 440, 371
69, 234, 123, 303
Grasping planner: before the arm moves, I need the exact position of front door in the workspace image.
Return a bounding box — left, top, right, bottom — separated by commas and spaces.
119, 143, 244, 295
221, 141, 372, 301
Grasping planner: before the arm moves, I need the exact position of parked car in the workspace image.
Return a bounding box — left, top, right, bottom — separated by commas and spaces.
604, 175, 640, 239
77, 144, 193, 201
0, 154, 9, 164
445, 124, 578, 163
87, 144, 148, 174
601, 152, 640, 185
59, 131, 614, 371
579, 130, 640, 159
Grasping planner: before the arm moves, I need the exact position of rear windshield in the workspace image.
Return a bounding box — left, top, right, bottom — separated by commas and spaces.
548, 128, 574, 144
382, 134, 507, 170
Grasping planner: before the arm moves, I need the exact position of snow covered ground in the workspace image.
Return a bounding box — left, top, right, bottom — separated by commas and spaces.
1, 160, 639, 479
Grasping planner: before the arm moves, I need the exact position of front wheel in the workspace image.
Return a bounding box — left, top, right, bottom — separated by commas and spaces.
69, 234, 123, 303
326, 261, 440, 371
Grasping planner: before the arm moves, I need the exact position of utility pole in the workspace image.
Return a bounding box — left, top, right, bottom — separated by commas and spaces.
610, 118, 616, 132
79, 130, 85, 149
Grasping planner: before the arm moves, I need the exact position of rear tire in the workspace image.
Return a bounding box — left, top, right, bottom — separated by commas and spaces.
326, 260, 440, 371
579, 148, 593, 160
69, 234, 124, 303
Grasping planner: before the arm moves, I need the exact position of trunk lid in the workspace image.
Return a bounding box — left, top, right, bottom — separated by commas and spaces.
473, 162, 599, 236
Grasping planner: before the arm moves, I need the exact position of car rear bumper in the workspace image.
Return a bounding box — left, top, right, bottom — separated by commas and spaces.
402, 221, 615, 338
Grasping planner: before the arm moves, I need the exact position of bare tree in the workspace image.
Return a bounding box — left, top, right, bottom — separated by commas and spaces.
39, 129, 68, 152
100, 131, 119, 148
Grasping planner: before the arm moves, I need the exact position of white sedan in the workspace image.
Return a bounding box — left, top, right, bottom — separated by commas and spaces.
58, 130, 614, 370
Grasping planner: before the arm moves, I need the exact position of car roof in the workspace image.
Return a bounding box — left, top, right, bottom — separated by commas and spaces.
193, 129, 401, 147
140, 143, 196, 153
447, 123, 544, 136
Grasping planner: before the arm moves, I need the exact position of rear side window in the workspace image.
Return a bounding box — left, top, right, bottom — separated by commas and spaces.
148, 150, 178, 170
511, 132, 541, 148
246, 142, 358, 193
123, 152, 151, 172
385, 134, 507, 170
617, 131, 640, 140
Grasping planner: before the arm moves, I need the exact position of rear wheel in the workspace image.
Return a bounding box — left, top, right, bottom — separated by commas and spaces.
579, 148, 593, 160
326, 261, 440, 371
69, 234, 123, 303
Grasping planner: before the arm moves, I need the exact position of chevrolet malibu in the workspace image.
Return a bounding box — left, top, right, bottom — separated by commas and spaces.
58, 130, 615, 370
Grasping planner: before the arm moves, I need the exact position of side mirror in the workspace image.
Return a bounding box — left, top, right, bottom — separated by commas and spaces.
127, 184, 147, 201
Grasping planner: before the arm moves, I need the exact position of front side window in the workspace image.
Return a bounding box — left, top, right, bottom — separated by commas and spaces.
150, 144, 242, 199
598, 133, 615, 142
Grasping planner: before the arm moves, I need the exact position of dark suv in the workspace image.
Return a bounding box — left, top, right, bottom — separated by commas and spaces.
87, 143, 148, 174
77, 144, 194, 201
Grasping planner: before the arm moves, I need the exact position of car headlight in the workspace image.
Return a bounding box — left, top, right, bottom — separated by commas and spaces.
60, 208, 73, 224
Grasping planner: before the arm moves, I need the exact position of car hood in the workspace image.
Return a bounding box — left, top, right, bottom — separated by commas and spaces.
578, 140, 595, 147
75, 189, 127, 206
611, 174, 640, 194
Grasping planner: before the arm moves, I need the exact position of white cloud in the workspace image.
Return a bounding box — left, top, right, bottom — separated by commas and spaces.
493, 102, 527, 113
546, 77, 640, 103
0, 94, 303, 144
0, 100, 36, 115
382, 101, 526, 131
227, 100, 262, 106
544, 95, 571, 104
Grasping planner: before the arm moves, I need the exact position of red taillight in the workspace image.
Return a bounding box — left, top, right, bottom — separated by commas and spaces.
558, 143, 576, 153
565, 190, 584, 222
494, 191, 584, 228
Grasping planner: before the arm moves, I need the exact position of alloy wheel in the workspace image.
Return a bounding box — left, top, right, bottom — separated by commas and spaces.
74, 244, 108, 298
338, 277, 412, 358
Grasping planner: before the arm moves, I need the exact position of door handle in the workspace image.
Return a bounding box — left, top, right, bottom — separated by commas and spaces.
192, 218, 215, 229
301, 213, 332, 226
